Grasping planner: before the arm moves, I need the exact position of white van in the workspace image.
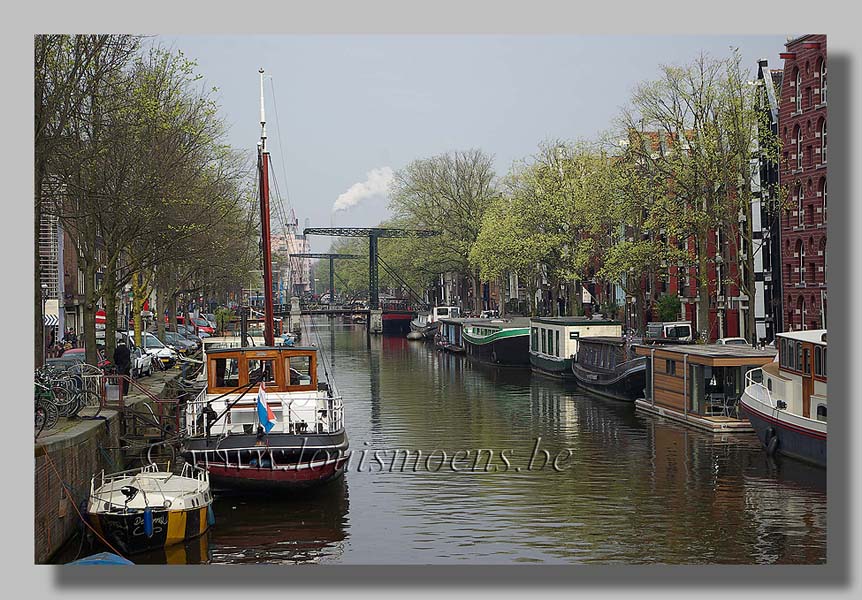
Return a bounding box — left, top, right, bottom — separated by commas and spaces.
646, 321, 693, 343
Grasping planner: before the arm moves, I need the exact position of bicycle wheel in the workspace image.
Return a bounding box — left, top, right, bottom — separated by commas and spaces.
75, 390, 102, 419
37, 399, 60, 433
51, 384, 79, 417
35, 404, 47, 438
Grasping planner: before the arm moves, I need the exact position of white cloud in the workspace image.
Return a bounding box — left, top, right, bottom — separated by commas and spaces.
332, 166, 394, 213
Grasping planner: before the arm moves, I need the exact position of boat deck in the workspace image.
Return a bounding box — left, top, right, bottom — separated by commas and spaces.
634, 399, 755, 433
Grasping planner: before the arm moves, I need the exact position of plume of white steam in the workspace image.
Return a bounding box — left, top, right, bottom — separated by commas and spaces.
332, 166, 394, 213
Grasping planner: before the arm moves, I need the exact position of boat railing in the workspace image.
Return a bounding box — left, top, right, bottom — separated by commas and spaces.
184, 387, 344, 436
744, 368, 776, 408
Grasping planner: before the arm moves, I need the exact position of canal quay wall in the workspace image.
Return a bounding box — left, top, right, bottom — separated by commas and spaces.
33, 372, 176, 563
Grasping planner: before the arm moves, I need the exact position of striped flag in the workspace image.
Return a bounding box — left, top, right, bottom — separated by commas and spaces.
256, 383, 277, 433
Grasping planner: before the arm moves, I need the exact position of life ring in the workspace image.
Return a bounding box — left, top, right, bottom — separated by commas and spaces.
766, 435, 779, 456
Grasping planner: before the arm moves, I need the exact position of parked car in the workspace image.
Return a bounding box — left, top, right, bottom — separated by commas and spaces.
116, 332, 154, 377
716, 337, 750, 346
188, 315, 215, 335
645, 321, 694, 344
59, 347, 110, 369
178, 324, 209, 339
123, 331, 177, 369
160, 331, 197, 355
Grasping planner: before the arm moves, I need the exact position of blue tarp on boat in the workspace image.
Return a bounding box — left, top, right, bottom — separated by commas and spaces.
68, 552, 134, 565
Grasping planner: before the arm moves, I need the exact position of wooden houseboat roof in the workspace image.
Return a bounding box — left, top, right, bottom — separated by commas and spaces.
633, 343, 776, 365
530, 316, 621, 327
206, 345, 319, 354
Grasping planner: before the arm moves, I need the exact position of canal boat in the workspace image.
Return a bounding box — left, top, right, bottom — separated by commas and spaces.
436, 317, 486, 353
571, 336, 646, 402
529, 317, 622, 379
633, 343, 776, 433
462, 317, 531, 366
409, 305, 460, 340
739, 330, 827, 467
180, 69, 347, 492
85, 463, 213, 556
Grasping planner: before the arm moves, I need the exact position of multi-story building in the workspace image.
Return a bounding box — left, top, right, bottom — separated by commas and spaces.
751, 59, 785, 343
271, 209, 312, 301
778, 34, 827, 330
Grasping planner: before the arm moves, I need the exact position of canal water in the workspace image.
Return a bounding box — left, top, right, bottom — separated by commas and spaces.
72, 318, 828, 564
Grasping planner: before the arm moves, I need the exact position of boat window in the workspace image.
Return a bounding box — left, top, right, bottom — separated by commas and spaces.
803, 348, 811, 374
247, 359, 276, 385
569, 331, 579, 340
816, 404, 827, 422
531, 327, 538, 351
796, 342, 803, 372
541, 329, 546, 354
437, 308, 448, 317
213, 357, 240, 388
287, 355, 312, 386
814, 346, 822, 375
822, 349, 827, 376
766, 378, 772, 392
555, 330, 560, 358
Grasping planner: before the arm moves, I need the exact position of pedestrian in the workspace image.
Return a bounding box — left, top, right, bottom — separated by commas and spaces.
113, 342, 132, 395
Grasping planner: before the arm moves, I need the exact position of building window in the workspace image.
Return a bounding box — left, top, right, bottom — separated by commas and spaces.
795, 125, 802, 170
821, 120, 827, 164
822, 179, 827, 222
797, 183, 804, 227
799, 297, 807, 330
820, 59, 827, 104
795, 69, 802, 112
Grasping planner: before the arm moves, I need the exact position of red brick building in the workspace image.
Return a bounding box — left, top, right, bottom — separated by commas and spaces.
778, 34, 827, 331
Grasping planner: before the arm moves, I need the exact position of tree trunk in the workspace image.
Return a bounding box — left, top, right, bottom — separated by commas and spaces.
696, 239, 711, 343
82, 261, 99, 366
155, 282, 166, 340
35, 156, 46, 368
132, 272, 145, 347
472, 269, 481, 314
550, 280, 560, 317
104, 284, 117, 357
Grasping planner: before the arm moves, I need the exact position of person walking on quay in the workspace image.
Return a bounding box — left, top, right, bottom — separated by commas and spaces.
113, 342, 131, 395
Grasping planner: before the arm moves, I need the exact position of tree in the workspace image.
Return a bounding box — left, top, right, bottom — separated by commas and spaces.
389, 149, 497, 313
618, 53, 765, 342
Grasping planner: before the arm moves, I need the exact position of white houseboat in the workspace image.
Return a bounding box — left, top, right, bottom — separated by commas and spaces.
529, 317, 622, 378
739, 330, 827, 467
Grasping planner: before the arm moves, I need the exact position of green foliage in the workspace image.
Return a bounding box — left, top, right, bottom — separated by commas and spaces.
656, 294, 682, 322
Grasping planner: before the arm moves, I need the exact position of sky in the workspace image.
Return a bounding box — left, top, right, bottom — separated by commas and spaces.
158, 34, 789, 253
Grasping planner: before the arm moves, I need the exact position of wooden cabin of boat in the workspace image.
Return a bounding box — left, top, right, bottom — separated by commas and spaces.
188, 346, 343, 438
529, 317, 622, 377
634, 343, 776, 432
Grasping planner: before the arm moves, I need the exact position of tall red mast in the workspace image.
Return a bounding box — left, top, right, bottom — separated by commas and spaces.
258, 68, 275, 346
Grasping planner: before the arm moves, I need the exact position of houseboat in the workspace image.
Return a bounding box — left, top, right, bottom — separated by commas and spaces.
633, 343, 776, 433
181, 345, 348, 490
409, 306, 461, 340
179, 69, 348, 492
571, 336, 647, 402
739, 330, 827, 467
529, 317, 622, 379
462, 317, 531, 367
436, 317, 485, 353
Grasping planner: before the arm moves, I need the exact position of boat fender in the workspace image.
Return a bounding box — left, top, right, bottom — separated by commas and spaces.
491, 351, 498, 363
207, 504, 216, 527
766, 435, 779, 456
143, 508, 154, 538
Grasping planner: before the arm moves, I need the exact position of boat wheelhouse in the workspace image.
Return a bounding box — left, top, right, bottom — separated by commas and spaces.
462, 317, 531, 366
529, 317, 622, 378
571, 336, 646, 402
739, 330, 827, 466
634, 343, 776, 433
181, 345, 347, 490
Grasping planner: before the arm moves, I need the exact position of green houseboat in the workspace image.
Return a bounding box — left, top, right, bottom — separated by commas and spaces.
462, 317, 531, 366
529, 317, 622, 378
